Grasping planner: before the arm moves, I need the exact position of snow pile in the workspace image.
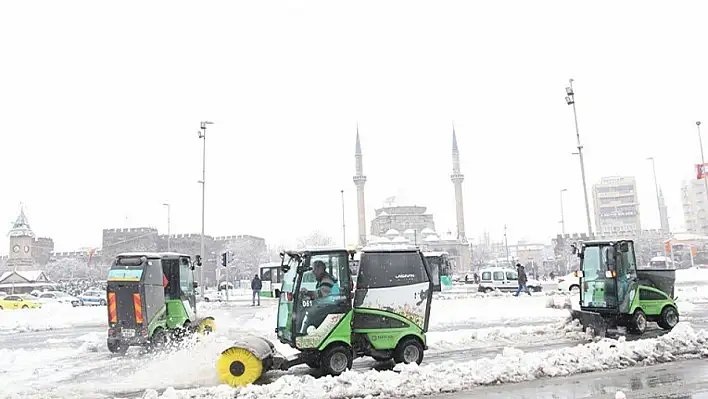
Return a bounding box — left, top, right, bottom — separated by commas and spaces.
0, 305, 106, 332
427, 318, 586, 350
217, 323, 706, 399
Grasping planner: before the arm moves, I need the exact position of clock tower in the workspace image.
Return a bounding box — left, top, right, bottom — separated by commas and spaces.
7, 207, 35, 270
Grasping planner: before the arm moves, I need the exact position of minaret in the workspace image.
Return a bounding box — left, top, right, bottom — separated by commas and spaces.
353, 127, 367, 247
451, 127, 467, 242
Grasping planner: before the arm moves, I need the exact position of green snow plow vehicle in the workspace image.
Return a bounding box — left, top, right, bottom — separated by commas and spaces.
216, 246, 434, 387
570, 239, 679, 337
106, 252, 215, 354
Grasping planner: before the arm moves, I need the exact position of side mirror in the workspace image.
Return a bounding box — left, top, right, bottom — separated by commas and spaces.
195, 255, 202, 267
619, 242, 629, 253
193, 281, 199, 288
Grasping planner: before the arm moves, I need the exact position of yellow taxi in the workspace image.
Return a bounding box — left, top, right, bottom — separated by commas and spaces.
0, 294, 42, 310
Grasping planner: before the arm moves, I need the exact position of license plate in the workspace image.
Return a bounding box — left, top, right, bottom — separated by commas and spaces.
121, 329, 136, 338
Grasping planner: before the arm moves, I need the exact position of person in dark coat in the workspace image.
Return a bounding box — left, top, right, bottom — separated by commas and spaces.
514, 263, 531, 296
251, 274, 262, 306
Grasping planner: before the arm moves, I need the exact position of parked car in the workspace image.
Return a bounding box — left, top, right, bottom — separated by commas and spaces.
36, 291, 82, 307
0, 294, 42, 310
478, 267, 542, 293
557, 272, 580, 292
77, 290, 107, 306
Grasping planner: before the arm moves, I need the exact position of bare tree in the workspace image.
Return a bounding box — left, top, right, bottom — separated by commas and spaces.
296, 230, 334, 249
227, 238, 268, 279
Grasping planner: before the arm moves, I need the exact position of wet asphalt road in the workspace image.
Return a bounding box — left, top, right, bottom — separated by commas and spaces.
426, 358, 708, 398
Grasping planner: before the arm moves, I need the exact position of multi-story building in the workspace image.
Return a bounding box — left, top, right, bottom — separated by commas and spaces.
592, 176, 642, 234
681, 179, 708, 234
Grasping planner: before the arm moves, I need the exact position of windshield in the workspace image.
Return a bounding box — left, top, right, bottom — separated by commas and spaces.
277, 257, 299, 341
424, 256, 441, 285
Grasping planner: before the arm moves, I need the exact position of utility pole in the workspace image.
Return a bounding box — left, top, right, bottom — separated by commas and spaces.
560, 189, 567, 235
565, 79, 593, 237
163, 202, 171, 251
646, 157, 664, 230
341, 190, 346, 247
696, 122, 708, 217
198, 121, 213, 291
504, 224, 510, 264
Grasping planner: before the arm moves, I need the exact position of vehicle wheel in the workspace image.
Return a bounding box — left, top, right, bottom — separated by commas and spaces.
320, 345, 353, 376
149, 328, 168, 351
99, 299, 106, 306
22, 305, 28, 309
570, 285, 580, 293
394, 337, 425, 365
0, 305, 3, 310
484, 287, 493, 293
658, 306, 679, 330
204, 297, 210, 302
107, 340, 129, 355
629, 309, 647, 335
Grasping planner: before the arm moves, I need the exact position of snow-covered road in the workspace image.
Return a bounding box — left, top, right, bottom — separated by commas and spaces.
1, 272, 707, 399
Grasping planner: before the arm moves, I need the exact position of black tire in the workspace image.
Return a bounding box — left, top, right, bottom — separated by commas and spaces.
107, 340, 129, 355
484, 287, 493, 293
569, 285, 580, 292
320, 345, 353, 376
22, 305, 28, 309
658, 306, 679, 330
204, 297, 210, 302
629, 309, 647, 335
99, 299, 106, 306
393, 337, 424, 365
149, 328, 168, 351
0, 305, 3, 310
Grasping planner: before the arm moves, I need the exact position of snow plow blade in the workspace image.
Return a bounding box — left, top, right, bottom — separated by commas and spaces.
571, 310, 607, 338
217, 335, 278, 387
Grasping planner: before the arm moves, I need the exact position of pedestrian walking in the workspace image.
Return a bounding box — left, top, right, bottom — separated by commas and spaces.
251, 274, 262, 306
514, 263, 531, 296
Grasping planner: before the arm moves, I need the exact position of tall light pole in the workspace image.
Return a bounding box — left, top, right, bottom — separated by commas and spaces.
504, 224, 510, 264
198, 121, 213, 290
646, 157, 663, 230
696, 122, 708, 214
565, 79, 593, 237
163, 202, 171, 251
340, 190, 346, 247
560, 189, 567, 235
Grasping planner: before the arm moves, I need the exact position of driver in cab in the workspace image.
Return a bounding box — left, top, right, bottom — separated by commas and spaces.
301, 260, 339, 301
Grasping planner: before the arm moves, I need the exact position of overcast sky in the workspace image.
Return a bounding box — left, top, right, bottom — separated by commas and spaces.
2, 1, 708, 253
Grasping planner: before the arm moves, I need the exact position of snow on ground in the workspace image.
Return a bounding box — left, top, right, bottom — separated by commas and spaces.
676, 268, 708, 285
430, 294, 569, 330
0, 303, 106, 333
426, 319, 587, 351
215, 323, 708, 399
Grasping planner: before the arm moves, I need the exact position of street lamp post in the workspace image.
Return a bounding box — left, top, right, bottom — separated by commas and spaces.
340, 190, 346, 247
646, 157, 664, 230
198, 121, 213, 290
696, 122, 708, 214
504, 224, 510, 264
560, 189, 567, 235
565, 79, 593, 237
163, 202, 171, 251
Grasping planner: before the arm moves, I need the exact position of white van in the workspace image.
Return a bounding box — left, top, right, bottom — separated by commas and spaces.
478, 267, 542, 293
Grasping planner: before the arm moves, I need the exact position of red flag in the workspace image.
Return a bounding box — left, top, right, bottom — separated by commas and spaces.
697, 163, 708, 179
163, 274, 168, 288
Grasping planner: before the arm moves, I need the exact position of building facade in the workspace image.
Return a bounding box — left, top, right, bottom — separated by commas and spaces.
592, 176, 642, 234
370, 205, 435, 237
681, 178, 708, 234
